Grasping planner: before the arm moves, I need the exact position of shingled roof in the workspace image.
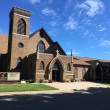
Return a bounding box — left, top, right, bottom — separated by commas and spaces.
73, 56, 110, 67
73, 57, 91, 66
0, 33, 8, 54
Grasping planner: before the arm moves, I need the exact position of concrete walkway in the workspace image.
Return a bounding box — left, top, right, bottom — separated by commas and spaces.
45, 81, 110, 91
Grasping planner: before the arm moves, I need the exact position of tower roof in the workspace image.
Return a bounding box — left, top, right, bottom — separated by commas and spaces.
10, 7, 31, 17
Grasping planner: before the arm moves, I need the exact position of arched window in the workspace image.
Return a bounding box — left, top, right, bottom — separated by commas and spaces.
40, 61, 44, 70
17, 19, 26, 35
52, 62, 60, 70
74, 67, 78, 78
17, 57, 22, 69
67, 63, 71, 71
82, 68, 86, 80
37, 41, 45, 53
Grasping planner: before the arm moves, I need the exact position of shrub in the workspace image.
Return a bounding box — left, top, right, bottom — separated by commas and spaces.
44, 80, 48, 83
66, 79, 70, 82
39, 79, 43, 83
71, 79, 74, 82
62, 79, 66, 82
26, 79, 35, 83
49, 79, 54, 83
21, 79, 25, 81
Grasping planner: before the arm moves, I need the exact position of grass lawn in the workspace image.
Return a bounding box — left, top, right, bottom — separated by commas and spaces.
100, 83, 110, 86
0, 84, 58, 92
97, 82, 110, 86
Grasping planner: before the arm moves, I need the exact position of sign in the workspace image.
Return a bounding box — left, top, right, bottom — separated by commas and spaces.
0, 73, 7, 82
7, 72, 20, 81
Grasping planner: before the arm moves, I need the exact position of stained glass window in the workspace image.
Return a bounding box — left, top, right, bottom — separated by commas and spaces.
67, 63, 71, 71
40, 61, 44, 70
37, 41, 45, 53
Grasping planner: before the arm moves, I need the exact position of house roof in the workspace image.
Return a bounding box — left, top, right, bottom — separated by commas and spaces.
0, 33, 8, 54
73, 56, 110, 67
73, 57, 91, 66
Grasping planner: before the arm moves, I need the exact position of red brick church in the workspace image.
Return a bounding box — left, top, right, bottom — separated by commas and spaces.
0, 7, 110, 82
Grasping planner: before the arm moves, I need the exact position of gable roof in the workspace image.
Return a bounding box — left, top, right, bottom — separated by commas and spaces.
29, 27, 66, 55
29, 27, 54, 43
0, 33, 8, 54
54, 42, 66, 55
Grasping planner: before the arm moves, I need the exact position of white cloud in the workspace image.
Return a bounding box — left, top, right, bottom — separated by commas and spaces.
64, 16, 78, 30
99, 27, 106, 32
66, 50, 80, 55
79, 3, 89, 10
22, 0, 53, 5
29, 0, 40, 4
100, 40, 110, 47
105, 51, 110, 55
41, 8, 56, 16
50, 21, 57, 26
78, 0, 104, 17
82, 18, 91, 26
82, 30, 95, 38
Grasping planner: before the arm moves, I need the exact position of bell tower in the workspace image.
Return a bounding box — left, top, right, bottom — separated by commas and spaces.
8, 7, 31, 71
9, 7, 31, 36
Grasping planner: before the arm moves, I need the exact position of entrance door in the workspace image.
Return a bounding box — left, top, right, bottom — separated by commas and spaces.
52, 70, 60, 81
52, 62, 60, 82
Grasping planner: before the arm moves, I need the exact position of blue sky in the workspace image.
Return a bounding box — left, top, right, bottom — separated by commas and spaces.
0, 0, 110, 60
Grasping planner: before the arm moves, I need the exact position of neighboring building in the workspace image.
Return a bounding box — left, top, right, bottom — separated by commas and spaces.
0, 7, 110, 82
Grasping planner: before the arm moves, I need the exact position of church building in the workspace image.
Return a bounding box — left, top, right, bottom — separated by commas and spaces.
0, 7, 110, 82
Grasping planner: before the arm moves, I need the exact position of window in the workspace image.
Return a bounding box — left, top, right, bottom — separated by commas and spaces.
74, 67, 78, 78
52, 62, 60, 70
17, 57, 22, 69
40, 61, 44, 70
18, 42, 24, 48
17, 19, 26, 35
37, 41, 45, 53
67, 63, 71, 71
82, 68, 86, 79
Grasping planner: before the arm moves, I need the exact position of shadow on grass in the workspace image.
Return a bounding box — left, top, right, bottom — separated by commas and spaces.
95, 81, 110, 85
0, 87, 110, 110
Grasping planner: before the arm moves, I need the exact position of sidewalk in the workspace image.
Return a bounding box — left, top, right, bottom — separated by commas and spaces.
0, 82, 110, 96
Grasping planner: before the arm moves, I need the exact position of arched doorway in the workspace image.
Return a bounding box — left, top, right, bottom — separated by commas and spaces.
52, 62, 60, 81
49, 57, 65, 82
95, 65, 102, 81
